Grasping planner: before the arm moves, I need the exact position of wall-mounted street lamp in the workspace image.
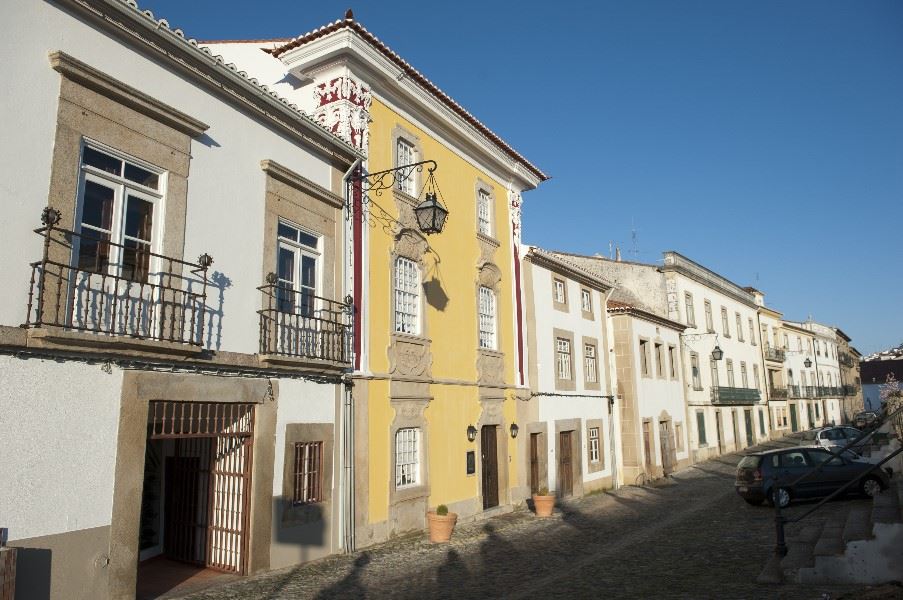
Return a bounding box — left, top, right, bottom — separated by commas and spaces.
681, 331, 723, 361
348, 159, 450, 235
711, 345, 724, 361
466, 425, 477, 442
804, 358, 812, 368
509, 423, 519, 439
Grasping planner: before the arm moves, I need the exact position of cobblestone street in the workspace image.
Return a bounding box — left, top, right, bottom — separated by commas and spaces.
177, 441, 882, 600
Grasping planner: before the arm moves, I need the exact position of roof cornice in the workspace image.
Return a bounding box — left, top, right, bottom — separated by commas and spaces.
607, 302, 687, 332
661, 251, 757, 309
58, 0, 362, 165
525, 248, 614, 292
270, 17, 547, 188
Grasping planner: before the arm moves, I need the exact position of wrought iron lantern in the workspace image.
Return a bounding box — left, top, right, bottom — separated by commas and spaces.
467, 425, 478, 442
711, 345, 724, 361
509, 423, 519, 439
804, 358, 812, 368
413, 192, 449, 235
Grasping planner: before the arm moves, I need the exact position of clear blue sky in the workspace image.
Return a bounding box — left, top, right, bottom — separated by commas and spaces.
142, 0, 902, 354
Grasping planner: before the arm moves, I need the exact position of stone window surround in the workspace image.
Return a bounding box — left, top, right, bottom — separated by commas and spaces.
46, 52, 206, 271
582, 335, 601, 391
474, 178, 498, 242
580, 287, 594, 320
553, 328, 576, 392
585, 418, 605, 473
391, 124, 424, 202
388, 397, 431, 506
735, 312, 744, 342
721, 306, 731, 338
704, 299, 714, 333
281, 423, 334, 526
690, 351, 702, 390
638, 337, 652, 379
684, 292, 696, 327
675, 421, 685, 452
654, 341, 665, 379
552, 274, 568, 312
668, 344, 679, 380
390, 228, 431, 345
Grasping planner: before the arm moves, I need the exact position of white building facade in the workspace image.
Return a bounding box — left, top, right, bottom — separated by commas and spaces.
517, 249, 619, 498
0, 1, 361, 598
661, 252, 770, 461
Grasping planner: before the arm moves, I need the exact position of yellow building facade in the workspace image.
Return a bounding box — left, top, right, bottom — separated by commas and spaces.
265, 12, 547, 546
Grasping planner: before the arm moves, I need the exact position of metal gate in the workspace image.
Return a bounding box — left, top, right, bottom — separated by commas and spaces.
148, 401, 255, 574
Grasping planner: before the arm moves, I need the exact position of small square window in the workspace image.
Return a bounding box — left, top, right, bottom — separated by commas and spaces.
293, 441, 323, 505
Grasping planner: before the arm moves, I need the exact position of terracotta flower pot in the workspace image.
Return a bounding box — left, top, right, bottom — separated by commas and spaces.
427, 510, 458, 543
532, 494, 555, 517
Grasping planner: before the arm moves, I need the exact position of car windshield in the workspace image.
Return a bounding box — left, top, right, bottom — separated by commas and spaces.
738, 456, 760, 469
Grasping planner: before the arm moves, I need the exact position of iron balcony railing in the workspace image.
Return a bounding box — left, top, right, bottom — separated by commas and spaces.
23, 209, 212, 346
764, 346, 786, 362
258, 276, 352, 364
816, 386, 842, 397
788, 385, 816, 399
769, 387, 789, 399
839, 354, 855, 367
711, 386, 761, 405
842, 384, 860, 396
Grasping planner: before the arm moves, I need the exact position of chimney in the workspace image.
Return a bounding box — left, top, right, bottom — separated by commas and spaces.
615, 246, 622, 262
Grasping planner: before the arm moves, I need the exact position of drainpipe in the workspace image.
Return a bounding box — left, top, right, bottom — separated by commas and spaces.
602, 286, 619, 490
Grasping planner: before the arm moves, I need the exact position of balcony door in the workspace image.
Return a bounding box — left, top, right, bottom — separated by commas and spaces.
273, 221, 322, 356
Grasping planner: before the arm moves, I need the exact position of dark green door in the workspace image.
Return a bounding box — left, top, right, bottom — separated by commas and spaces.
790, 405, 799, 432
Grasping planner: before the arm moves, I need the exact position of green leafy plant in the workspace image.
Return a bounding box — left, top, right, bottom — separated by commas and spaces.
436, 504, 449, 516
537, 487, 550, 496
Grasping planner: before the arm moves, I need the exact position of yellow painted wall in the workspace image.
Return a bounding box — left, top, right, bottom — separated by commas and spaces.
364, 98, 521, 518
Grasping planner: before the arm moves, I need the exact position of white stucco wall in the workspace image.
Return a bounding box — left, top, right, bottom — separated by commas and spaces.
0, 356, 123, 541
0, 1, 334, 355
271, 378, 337, 496
628, 317, 690, 466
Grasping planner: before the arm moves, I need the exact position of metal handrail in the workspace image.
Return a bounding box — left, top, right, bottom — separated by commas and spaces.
257, 279, 353, 364
769, 403, 903, 563
23, 213, 212, 346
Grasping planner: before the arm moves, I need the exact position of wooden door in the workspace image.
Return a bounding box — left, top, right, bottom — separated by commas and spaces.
715, 411, 724, 453
732, 410, 741, 449
744, 409, 754, 446
558, 431, 574, 497
659, 421, 674, 475
529, 433, 540, 494
790, 404, 799, 432
481, 426, 499, 509
642, 421, 653, 468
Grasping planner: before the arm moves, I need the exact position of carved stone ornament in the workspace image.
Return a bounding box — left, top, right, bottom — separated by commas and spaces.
389, 337, 432, 379
312, 76, 372, 152
476, 350, 505, 386
394, 228, 429, 263
477, 262, 503, 292
479, 396, 504, 424
508, 188, 522, 244
391, 397, 429, 421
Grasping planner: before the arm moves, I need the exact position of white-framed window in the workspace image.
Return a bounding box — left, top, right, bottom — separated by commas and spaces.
394, 257, 420, 335
691, 352, 701, 389
556, 338, 572, 380
395, 427, 420, 488
749, 318, 756, 346
76, 142, 164, 282
640, 339, 650, 376
581, 289, 592, 313
710, 358, 719, 387
753, 364, 761, 390
588, 427, 601, 463
726, 359, 735, 387
721, 307, 730, 337
477, 188, 491, 236
584, 344, 597, 383
668, 345, 677, 379
276, 221, 321, 316
478, 286, 496, 350
736, 314, 744, 342
741, 361, 748, 388
704, 300, 714, 332
395, 138, 416, 195
654, 343, 665, 378
553, 278, 566, 304
685, 293, 696, 327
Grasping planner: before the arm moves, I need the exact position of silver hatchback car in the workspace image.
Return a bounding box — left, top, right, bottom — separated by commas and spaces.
800, 426, 864, 451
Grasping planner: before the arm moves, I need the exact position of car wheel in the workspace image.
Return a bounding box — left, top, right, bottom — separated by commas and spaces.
861, 477, 883, 498
769, 487, 791, 508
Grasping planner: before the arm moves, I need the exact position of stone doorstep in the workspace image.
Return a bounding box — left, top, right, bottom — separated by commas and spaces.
780, 523, 822, 573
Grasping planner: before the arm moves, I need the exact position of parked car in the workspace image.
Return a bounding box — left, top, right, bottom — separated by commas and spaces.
802, 446, 894, 478
853, 411, 880, 429
800, 426, 866, 452
735, 446, 890, 508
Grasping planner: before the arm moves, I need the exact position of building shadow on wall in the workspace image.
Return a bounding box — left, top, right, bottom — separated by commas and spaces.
13, 547, 51, 600
423, 276, 449, 312
202, 270, 232, 351
271, 497, 326, 567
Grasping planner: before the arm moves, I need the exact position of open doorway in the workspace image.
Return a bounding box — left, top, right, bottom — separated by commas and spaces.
137, 401, 254, 598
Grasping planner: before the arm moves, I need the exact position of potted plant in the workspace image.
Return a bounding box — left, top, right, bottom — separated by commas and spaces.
532, 487, 555, 517
427, 504, 458, 542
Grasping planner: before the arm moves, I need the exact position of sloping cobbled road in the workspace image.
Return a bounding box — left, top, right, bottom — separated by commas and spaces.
178, 440, 886, 600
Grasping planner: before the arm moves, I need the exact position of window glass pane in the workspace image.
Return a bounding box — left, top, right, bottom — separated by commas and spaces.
82, 146, 122, 176
82, 181, 115, 230
77, 228, 111, 274
124, 195, 154, 242
121, 238, 150, 282
301, 255, 316, 289
278, 247, 295, 283
298, 231, 319, 250
124, 163, 159, 189
780, 451, 808, 468
278, 223, 299, 242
